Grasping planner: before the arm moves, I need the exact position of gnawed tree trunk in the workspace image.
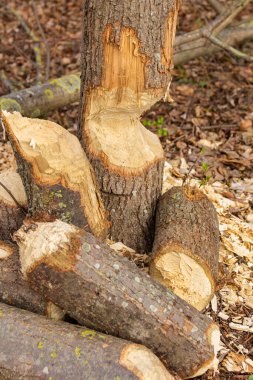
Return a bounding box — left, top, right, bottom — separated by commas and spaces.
1, 111, 109, 240
15, 220, 220, 379
0, 303, 176, 380
79, 0, 179, 252
0, 240, 64, 319
150, 186, 220, 311
0, 170, 27, 241
1, 22, 253, 118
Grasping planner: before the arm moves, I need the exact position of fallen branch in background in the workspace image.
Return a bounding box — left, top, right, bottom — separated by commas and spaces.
0, 20, 252, 117
3, 5, 43, 84
31, 0, 51, 81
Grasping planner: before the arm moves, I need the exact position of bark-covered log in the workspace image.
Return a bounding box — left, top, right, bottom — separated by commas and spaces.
0, 170, 27, 241
0, 240, 64, 319
0, 73, 80, 118
150, 186, 220, 311
0, 303, 176, 380
0, 23, 252, 118
78, 0, 180, 253
15, 220, 220, 379
1, 110, 109, 240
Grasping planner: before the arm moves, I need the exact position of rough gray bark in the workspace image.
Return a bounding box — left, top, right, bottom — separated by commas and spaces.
78, 0, 180, 252
150, 186, 220, 311
0, 240, 64, 319
16, 220, 220, 379
0, 302, 175, 380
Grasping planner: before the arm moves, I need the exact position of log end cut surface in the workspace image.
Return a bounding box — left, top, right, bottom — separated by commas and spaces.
151, 186, 220, 311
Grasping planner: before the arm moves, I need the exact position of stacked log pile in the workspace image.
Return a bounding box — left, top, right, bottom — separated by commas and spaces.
0, 110, 221, 379
0, 1, 222, 378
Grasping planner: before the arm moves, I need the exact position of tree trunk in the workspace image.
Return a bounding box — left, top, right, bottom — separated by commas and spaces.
0, 240, 64, 319
0, 170, 27, 241
78, 0, 179, 252
0, 303, 176, 380
15, 220, 220, 379
150, 186, 220, 311
1, 111, 109, 240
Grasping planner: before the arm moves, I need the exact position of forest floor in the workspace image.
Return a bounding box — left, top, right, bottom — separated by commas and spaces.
0, 1, 252, 379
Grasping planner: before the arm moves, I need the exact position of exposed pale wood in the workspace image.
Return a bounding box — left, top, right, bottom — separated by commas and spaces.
150, 186, 220, 311
0, 170, 27, 241
0, 302, 176, 380
0, 240, 64, 319
79, 0, 180, 252
1, 111, 109, 240
16, 220, 220, 379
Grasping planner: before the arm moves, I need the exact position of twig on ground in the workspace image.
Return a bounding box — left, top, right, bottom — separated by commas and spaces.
4, 5, 43, 84
175, 0, 251, 47
31, 0, 50, 81
207, 33, 253, 61
208, 0, 225, 14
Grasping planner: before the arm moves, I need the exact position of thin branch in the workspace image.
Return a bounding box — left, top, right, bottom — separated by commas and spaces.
31, 0, 50, 81
208, 0, 225, 14
175, 0, 251, 47
4, 5, 43, 84
208, 34, 253, 61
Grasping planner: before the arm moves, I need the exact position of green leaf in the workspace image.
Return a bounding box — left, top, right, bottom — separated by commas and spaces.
201, 162, 209, 173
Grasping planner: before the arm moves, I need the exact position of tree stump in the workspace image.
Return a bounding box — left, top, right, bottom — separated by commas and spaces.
0, 240, 64, 319
15, 220, 220, 379
150, 186, 220, 311
0, 302, 176, 380
79, 0, 180, 252
1, 110, 109, 240
0, 170, 27, 241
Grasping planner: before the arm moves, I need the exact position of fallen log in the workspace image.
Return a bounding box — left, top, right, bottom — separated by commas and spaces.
150, 186, 220, 311
0, 22, 252, 117
0, 170, 27, 241
1, 110, 109, 240
0, 240, 64, 319
0, 302, 176, 380
15, 220, 220, 379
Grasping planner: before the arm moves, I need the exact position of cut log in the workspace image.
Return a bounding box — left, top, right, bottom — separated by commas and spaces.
15, 220, 220, 379
0, 240, 64, 319
0, 303, 176, 380
0, 170, 27, 241
150, 186, 220, 311
79, 0, 180, 252
1, 110, 109, 240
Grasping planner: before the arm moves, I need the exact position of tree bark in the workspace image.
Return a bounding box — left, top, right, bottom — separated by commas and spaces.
0, 302, 176, 380
15, 220, 220, 379
150, 186, 220, 311
0, 240, 64, 319
78, 0, 180, 252
0, 22, 252, 118
0, 170, 27, 241
1, 111, 109, 240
